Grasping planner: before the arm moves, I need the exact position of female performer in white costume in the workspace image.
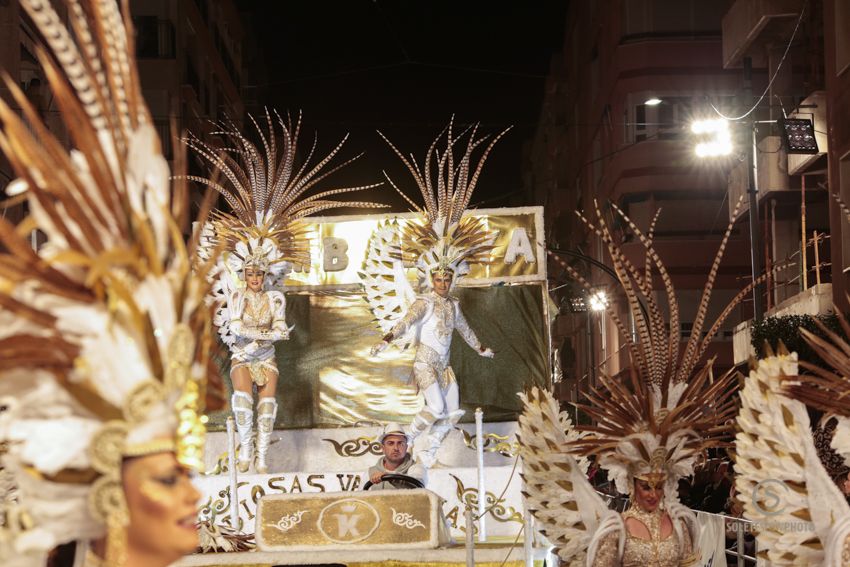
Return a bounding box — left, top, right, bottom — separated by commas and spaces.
517, 200, 772, 566
364, 119, 506, 467
186, 113, 383, 473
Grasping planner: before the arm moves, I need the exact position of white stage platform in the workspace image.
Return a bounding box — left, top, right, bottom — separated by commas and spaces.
196, 422, 525, 542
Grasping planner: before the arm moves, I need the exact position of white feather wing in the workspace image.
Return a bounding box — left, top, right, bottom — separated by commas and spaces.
517, 387, 612, 565
735, 354, 850, 566
360, 219, 416, 348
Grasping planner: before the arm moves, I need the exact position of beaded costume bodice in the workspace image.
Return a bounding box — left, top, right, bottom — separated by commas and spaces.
621, 508, 681, 567
592, 508, 691, 567
241, 289, 273, 330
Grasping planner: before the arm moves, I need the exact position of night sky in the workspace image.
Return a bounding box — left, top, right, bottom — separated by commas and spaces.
237, 1, 568, 211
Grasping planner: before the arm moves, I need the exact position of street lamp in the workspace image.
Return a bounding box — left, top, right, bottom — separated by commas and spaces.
691, 118, 732, 157
690, 112, 765, 320
588, 290, 608, 311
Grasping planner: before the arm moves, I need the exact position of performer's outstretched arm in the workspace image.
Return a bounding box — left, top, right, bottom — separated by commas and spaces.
371, 299, 427, 355
384, 298, 428, 342
455, 305, 494, 357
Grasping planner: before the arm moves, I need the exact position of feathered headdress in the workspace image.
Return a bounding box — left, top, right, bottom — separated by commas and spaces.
378, 118, 510, 288
0, 0, 219, 563
544, 199, 773, 495
184, 110, 386, 281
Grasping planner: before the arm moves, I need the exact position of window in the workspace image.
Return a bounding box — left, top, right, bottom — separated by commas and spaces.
840, 154, 850, 272
134, 17, 175, 59
626, 95, 730, 143
622, 0, 726, 40
186, 58, 200, 96
629, 96, 690, 142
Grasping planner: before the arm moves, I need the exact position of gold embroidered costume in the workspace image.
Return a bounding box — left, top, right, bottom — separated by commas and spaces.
388, 293, 484, 390
593, 509, 696, 567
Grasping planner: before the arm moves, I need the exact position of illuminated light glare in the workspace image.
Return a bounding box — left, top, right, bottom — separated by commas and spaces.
692, 118, 732, 157
644, 97, 662, 106
589, 291, 608, 312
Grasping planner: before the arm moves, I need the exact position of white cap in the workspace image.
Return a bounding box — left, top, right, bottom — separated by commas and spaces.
379, 422, 408, 443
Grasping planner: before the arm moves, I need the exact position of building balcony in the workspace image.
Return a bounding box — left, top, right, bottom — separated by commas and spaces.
732, 282, 833, 363
722, 0, 803, 68
605, 139, 727, 204
726, 134, 800, 220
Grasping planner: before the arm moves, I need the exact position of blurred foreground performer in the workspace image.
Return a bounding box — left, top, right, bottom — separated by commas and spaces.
365, 119, 506, 468
517, 201, 770, 566
184, 111, 385, 473
735, 311, 850, 566
0, 1, 222, 565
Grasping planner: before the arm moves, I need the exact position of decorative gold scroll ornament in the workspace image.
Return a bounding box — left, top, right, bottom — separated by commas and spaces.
459, 429, 519, 458
322, 437, 382, 457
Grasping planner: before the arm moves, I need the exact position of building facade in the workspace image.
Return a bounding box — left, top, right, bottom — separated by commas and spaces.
1, 0, 251, 225
528, 0, 771, 400
531, 0, 850, 398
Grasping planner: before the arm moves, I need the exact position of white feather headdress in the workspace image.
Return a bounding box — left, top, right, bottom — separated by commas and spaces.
378, 118, 509, 289
0, 0, 219, 563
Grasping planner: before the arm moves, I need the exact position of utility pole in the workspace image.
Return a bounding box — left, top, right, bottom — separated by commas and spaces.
743, 57, 765, 320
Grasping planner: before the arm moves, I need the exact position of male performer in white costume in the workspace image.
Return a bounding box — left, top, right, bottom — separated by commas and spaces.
364, 119, 507, 467
372, 269, 493, 467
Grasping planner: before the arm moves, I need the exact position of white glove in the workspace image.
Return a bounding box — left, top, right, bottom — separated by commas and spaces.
370, 341, 389, 357
479, 347, 494, 358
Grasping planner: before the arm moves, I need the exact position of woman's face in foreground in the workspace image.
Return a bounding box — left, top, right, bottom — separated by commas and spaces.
122, 451, 201, 563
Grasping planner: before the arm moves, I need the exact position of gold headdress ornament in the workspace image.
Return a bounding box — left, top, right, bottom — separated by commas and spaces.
183, 110, 387, 281
545, 198, 781, 495
0, 0, 220, 563
378, 117, 510, 288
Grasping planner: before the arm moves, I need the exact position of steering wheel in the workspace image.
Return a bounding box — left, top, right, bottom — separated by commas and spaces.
363, 473, 424, 490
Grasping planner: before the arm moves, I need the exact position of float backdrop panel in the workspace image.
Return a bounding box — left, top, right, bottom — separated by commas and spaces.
283, 206, 545, 289
207, 206, 548, 430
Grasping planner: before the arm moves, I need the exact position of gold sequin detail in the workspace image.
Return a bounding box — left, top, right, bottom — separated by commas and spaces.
243, 289, 273, 329
593, 510, 690, 567
412, 344, 455, 390
432, 295, 454, 341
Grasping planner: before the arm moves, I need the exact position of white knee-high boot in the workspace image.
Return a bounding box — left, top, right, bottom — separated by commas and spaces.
231, 391, 254, 473
255, 397, 278, 474
407, 405, 442, 443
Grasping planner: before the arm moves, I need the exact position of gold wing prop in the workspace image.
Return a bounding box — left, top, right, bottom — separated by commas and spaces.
359, 219, 417, 349
517, 387, 620, 565
735, 350, 850, 565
